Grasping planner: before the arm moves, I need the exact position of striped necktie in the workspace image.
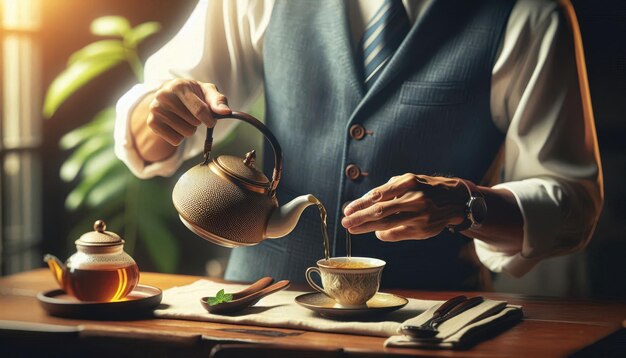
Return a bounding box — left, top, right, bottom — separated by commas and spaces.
359, 0, 411, 89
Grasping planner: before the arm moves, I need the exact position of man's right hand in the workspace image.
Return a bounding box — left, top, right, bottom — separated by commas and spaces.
147, 79, 231, 146
130, 79, 231, 163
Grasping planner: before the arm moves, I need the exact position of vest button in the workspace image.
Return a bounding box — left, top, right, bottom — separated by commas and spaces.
345, 164, 361, 181
349, 124, 366, 140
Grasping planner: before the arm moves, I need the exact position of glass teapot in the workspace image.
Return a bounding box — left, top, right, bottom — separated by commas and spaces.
44, 220, 139, 302
172, 111, 317, 247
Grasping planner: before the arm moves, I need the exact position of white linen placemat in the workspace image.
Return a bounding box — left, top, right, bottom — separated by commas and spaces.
153, 279, 438, 337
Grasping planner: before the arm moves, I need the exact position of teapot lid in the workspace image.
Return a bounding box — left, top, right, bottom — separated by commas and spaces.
75, 220, 123, 247
215, 150, 270, 187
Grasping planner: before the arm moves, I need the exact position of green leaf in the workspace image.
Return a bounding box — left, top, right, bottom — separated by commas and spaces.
206, 289, 234, 306
60, 136, 111, 182
43, 57, 125, 118
82, 149, 119, 178
137, 208, 179, 273
68, 40, 127, 66
65, 164, 126, 210
248, 94, 265, 119
91, 16, 130, 37
85, 169, 127, 207
60, 122, 106, 150
59, 107, 116, 150
126, 22, 161, 47
137, 179, 177, 216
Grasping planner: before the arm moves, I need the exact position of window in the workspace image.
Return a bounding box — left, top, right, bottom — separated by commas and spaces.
1, 0, 42, 275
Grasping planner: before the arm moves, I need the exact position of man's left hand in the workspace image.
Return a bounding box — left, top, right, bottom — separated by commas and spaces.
341, 174, 469, 242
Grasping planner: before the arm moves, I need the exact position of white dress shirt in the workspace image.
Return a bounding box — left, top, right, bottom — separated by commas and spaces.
114, 0, 603, 278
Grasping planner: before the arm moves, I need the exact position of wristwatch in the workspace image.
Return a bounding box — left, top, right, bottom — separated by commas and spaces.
447, 179, 487, 233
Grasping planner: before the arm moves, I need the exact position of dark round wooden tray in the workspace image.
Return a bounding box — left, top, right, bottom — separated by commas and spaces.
37, 284, 162, 320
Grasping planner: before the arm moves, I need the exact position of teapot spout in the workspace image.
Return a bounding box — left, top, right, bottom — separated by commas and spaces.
266, 194, 318, 238
44, 254, 66, 288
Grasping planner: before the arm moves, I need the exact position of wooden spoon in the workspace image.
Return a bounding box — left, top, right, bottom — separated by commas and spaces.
231, 276, 274, 300
201, 279, 290, 315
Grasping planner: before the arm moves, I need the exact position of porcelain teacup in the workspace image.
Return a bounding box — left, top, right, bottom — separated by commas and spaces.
305, 257, 385, 308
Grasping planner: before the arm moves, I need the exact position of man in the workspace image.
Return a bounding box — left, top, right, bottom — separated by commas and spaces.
115, 0, 602, 290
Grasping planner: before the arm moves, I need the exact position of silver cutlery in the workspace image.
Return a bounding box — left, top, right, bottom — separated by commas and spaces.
401, 296, 484, 339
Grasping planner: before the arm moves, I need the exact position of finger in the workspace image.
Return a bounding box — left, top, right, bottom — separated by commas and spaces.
374, 206, 459, 241
147, 113, 184, 146
341, 194, 425, 229
150, 105, 197, 138
343, 190, 386, 218
201, 83, 231, 115
348, 212, 417, 234
344, 174, 420, 216
154, 90, 201, 126
172, 83, 216, 127
376, 226, 437, 242
375, 226, 412, 242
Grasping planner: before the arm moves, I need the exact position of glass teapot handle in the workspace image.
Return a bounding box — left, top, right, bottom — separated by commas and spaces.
203, 111, 282, 196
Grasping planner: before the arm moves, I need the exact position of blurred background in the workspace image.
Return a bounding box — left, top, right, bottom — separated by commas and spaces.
0, 0, 624, 299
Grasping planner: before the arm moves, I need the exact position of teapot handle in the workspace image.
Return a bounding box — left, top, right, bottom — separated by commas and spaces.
203, 111, 282, 196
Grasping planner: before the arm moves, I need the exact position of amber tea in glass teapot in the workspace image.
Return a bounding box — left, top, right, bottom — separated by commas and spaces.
44, 220, 139, 302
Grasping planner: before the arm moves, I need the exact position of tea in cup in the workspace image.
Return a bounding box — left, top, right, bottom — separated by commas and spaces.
305, 257, 385, 308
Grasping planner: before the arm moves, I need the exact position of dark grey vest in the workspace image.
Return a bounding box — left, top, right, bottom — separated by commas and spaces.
225, 0, 515, 290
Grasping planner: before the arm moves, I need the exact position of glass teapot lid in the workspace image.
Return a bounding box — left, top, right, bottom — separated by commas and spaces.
75, 220, 123, 247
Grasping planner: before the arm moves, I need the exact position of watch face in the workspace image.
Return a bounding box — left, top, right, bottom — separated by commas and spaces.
469, 197, 487, 225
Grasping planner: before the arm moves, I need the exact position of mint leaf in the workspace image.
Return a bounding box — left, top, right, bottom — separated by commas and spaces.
206, 289, 234, 306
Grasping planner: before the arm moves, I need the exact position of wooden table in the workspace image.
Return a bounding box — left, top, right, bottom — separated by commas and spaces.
0, 269, 624, 357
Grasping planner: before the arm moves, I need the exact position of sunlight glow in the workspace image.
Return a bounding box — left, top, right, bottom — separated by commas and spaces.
1, 0, 43, 275
2, 0, 41, 149
2, 0, 40, 30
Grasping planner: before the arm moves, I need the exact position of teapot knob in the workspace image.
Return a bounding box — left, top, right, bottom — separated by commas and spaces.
243, 150, 257, 167
94, 220, 106, 233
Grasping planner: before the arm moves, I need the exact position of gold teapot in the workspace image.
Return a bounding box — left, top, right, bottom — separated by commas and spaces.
44, 220, 140, 302
172, 111, 316, 247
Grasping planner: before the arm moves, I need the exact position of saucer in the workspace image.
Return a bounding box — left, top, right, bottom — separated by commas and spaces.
295, 292, 408, 319
37, 284, 162, 319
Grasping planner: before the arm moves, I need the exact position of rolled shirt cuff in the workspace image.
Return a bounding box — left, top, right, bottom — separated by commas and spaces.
474, 240, 542, 277
474, 178, 565, 277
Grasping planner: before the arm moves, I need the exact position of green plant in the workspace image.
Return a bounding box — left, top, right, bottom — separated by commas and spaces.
43, 16, 180, 272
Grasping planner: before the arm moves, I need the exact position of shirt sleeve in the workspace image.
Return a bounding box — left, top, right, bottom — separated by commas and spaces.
476, 0, 603, 277
114, 0, 274, 178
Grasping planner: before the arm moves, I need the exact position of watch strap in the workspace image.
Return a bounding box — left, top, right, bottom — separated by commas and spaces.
446, 179, 479, 233
447, 217, 472, 233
